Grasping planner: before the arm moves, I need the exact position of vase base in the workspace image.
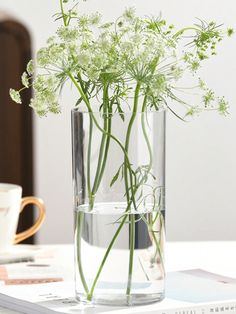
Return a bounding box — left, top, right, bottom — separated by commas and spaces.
76, 292, 165, 306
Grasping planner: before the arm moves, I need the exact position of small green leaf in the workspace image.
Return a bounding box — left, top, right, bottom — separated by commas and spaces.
110, 164, 123, 187
227, 28, 234, 37
110, 170, 120, 187
116, 100, 125, 121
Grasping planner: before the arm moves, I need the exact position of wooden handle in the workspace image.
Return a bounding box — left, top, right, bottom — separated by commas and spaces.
14, 197, 45, 244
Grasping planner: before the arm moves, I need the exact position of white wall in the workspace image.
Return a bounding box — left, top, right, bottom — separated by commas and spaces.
1, 0, 236, 243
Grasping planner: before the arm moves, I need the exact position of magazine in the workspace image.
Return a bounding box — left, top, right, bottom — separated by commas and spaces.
1, 269, 236, 314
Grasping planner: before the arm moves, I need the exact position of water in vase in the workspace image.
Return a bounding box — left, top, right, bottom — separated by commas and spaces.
74, 202, 165, 306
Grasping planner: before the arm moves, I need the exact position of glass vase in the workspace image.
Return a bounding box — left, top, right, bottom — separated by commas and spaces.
72, 109, 165, 306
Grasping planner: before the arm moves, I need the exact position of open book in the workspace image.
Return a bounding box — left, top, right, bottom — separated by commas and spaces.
1, 269, 236, 314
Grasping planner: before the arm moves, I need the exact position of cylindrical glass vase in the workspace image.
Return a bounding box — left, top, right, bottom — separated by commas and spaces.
72, 109, 165, 306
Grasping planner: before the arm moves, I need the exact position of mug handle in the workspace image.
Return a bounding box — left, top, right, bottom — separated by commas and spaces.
14, 197, 46, 244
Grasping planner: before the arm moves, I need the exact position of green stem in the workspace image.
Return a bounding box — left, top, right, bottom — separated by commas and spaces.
125, 82, 141, 296
87, 116, 93, 207
87, 213, 128, 301
69, 72, 137, 300
75, 74, 93, 208
141, 97, 152, 173
86, 196, 135, 301
173, 26, 199, 38
91, 84, 109, 201
150, 229, 164, 272
76, 212, 89, 294
126, 214, 135, 297
96, 107, 112, 188
87, 83, 142, 300
149, 211, 164, 270
74, 76, 91, 293
124, 83, 141, 204
59, 0, 67, 26
140, 96, 164, 275
68, 72, 134, 187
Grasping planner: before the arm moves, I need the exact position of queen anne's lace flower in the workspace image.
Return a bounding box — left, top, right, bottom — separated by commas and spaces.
218, 97, 229, 115
9, 89, 22, 104
9, 3, 233, 117
26, 60, 34, 75
21, 72, 29, 88
57, 26, 79, 41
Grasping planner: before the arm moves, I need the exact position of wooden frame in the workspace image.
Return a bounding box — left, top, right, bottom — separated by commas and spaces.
0, 17, 34, 243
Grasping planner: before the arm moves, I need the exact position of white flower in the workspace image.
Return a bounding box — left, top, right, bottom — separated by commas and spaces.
37, 48, 50, 67
10, 6, 230, 118
47, 36, 56, 45
30, 96, 48, 117
26, 60, 34, 75
57, 26, 79, 42
21, 72, 29, 88
86, 66, 101, 81
48, 44, 64, 63
9, 89, 22, 104
123, 7, 136, 21
89, 13, 101, 25
218, 97, 229, 115
77, 52, 91, 67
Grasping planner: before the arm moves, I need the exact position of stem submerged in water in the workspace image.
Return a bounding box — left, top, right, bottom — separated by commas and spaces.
76, 212, 89, 294
87, 213, 128, 300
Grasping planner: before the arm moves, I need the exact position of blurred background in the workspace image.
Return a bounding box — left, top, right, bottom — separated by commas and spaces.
0, 0, 235, 244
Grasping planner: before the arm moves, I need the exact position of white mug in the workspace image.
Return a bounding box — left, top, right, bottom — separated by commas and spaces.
0, 183, 45, 252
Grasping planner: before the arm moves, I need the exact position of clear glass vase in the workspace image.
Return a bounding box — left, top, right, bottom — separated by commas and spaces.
72, 109, 165, 306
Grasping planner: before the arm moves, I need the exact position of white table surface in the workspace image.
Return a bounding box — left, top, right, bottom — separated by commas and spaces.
1, 242, 236, 313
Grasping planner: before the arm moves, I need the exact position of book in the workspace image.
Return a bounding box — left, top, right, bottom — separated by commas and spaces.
1, 269, 236, 314
0, 248, 34, 265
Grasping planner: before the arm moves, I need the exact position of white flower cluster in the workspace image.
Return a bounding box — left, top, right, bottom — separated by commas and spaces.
9, 4, 232, 117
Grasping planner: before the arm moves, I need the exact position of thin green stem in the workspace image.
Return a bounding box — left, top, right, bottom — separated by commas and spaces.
73, 75, 91, 293
126, 214, 135, 297
87, 116, 93, 207
124, 83, 141, 207
149, 211, 164, 269
86, 196, 135, 302
87, 213, 128, 301
173, 26, 199, 38
150, 228, 164, 271
69, 71, 137, 300
60, 0, 67, 26
91, 83, 109, 201
76, 212, 89, 294
76, 74, 93, 207
140, 96, 164, 275
125, 82, 141, 296
96, 107, 112, 188
68, 72, 134, 187
141, 97, 152, 172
